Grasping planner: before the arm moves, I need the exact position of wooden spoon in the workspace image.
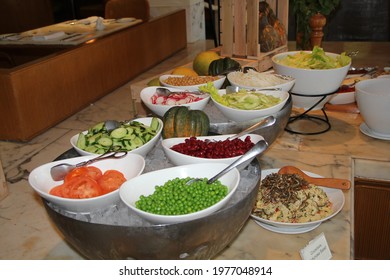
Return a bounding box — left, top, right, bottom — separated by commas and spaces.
278, 166, 351, 190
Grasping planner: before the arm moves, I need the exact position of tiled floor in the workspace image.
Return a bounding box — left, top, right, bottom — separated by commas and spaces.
0, 40, 214, 259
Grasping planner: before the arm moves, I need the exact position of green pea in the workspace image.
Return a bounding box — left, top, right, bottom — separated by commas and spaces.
135, 177, 229, 215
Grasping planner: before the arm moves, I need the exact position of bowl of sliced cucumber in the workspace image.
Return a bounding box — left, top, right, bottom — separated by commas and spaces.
70, 117, 163, 157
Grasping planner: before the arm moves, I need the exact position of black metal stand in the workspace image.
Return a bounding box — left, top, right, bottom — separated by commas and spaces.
285, 91, 336, 135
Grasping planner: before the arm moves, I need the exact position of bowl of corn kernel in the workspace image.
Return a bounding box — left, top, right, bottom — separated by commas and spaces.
159, 74, 226, 91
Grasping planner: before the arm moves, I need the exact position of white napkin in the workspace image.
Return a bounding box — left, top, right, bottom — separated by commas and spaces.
95, 17, 105, 31
32, 31, 65, 41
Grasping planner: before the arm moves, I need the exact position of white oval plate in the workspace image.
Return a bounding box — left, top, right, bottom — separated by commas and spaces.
250, 168, 345, 234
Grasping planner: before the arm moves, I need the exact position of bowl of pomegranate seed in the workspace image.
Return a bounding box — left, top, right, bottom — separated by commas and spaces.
140, 86, 210, 117
161, 133, 265, 170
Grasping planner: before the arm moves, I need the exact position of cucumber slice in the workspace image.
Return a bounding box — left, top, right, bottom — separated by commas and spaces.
150, 117, 160, 131
110, 127, 128, 139
144, 134, 152, 142
96, 148, 106, 154
123, 140, 133, 150
123, 134, 136, 140
91, 122, 105, 133
76, 133, 86, 149
87, 132, 103, 144
126, 127, 134, 135
97, 136, 113, 147
132, 137, 144, 147
85, 146, 99, 153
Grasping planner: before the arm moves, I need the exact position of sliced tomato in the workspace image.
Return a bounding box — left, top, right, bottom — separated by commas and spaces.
97, 170, 126, 194
64, 166, 89, 182
84, 166, 103, 181
66, 176, 103, 199
49, 182, 73, 198
49, 184, 66, 197
64, 166, 102, 182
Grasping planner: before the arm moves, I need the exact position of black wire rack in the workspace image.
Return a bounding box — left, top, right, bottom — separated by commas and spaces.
285, 91, 337, 135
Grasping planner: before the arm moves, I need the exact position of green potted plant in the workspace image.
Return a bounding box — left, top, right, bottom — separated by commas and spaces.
292, 0, 341, 50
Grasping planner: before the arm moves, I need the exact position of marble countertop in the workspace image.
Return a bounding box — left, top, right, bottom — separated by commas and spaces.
0, 40, 389, 260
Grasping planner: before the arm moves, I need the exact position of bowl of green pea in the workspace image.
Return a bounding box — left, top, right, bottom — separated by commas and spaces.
119, 163, 240, 224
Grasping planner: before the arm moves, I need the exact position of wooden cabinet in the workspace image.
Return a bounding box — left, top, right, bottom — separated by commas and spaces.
354, 178, 390, 260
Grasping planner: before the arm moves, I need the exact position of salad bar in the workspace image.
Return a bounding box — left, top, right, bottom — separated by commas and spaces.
38, 93, 292, 259
44, 139, 262, 259
25, 43, 379, 260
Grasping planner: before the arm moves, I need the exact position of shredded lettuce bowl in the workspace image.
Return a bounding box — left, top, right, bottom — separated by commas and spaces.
275, 46, 351, 70
271, 48, 351, 109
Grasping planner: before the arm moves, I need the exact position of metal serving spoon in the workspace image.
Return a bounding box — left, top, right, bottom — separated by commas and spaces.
50, 150, 127, 181
104, 120, 121, 132
155, 87, 207, 97
104, 118, 136, 132
227, 115, 276, 140
186, 139, 268, 186
225, 86, 282, 94
278, 166, 351, 190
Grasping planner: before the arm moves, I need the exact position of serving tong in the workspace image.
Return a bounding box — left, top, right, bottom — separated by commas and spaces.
227, 116, 275, 140
50, 149, 127, 181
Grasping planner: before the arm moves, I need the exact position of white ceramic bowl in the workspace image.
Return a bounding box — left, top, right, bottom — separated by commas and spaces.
356, 78, 390, 135
272, 51, 351, 110
70, 117, 163, 157
227, 71, 295, 92
251, 168, 345, 234
140, 86, 210, 117
28, 153, 146, 213
119, 163, 240, 224
161, 134, 265, 169
159, 74, 226, 91
328, 75, 370, 105
210, 89, 289, 122
328, 91, 355, 105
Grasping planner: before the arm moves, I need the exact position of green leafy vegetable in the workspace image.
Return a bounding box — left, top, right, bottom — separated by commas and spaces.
199, 82, 224, 103
200, 82, 281, 110
277, 46, 351, 69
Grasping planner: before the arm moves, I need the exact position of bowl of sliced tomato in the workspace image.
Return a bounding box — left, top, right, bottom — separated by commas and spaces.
28, 153, 145, 213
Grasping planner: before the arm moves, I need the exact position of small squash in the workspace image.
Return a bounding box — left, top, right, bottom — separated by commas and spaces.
208, 57, 241, 76
162, 106, 210, 139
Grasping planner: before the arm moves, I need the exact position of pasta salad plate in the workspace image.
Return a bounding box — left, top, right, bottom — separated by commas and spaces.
250, 168, 345, 234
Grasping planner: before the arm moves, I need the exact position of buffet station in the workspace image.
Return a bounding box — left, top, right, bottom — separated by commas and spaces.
0, 10, 187, 141
21, 1, 389, 260
28, 40, 380, 259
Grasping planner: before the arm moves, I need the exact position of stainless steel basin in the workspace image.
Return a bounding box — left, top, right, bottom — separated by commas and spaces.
42, 95, 292, 259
